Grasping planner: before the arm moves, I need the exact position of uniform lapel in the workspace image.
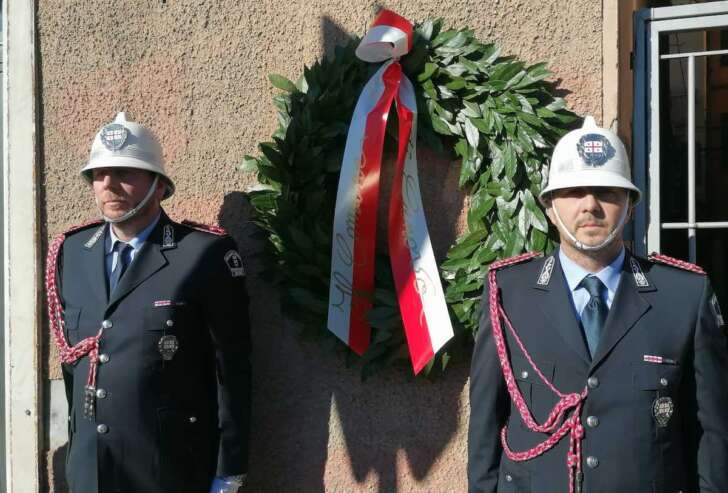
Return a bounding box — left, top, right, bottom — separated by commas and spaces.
81, 223, 110, 303
106, 215, 170, 309
533, 253, 592, 365
590, 251, 653, 369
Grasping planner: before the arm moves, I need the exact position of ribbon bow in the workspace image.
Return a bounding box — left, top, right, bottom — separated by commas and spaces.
327, 10, 454, 374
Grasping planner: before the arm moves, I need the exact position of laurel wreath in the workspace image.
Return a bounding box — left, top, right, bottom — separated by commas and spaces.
241, 19, 577, 378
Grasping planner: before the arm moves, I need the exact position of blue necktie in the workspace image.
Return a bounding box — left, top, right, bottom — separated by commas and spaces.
109, 242, 132, 293
580, 275, 608, 358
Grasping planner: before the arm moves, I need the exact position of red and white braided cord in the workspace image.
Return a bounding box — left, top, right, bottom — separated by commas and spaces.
648, 252, 706, 275
46, 221, 105, 389
489, 252, 587, 493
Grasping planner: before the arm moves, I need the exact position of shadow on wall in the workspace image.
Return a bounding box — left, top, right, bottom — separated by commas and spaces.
214, 12, 469, 493
50, 444, 68, 493
219, 193, 468, 493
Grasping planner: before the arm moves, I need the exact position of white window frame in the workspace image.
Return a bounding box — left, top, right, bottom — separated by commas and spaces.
635, 2, 728, 259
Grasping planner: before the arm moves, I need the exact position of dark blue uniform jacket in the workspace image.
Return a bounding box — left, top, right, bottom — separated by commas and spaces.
468, 250, 728, 493
57, 212, 251, 493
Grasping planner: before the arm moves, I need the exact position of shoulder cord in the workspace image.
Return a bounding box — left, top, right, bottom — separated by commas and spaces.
46, 220, 105, 418
488, 251, 587, 493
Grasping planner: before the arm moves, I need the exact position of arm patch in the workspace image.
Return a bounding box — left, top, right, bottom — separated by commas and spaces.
224, 250, 245, 277
711, 294, 725, 327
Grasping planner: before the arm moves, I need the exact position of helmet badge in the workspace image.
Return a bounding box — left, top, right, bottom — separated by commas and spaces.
576, 133, 615, 167
100, 123, 129, 151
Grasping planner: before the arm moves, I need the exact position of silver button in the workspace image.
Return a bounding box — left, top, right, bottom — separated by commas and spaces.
660, 377, 668, 387
586, 416, 599, 428
520, 370, 529, 379
96, 424, 109, 434
99, 353, 110, 364
166, 319, 174, 327
587, 376, 599, 389
188, 416, 197, 423
505, 474, 513, 482
101, 320, 113, 329
95, 388, 107, 399
586, 456, 599, 468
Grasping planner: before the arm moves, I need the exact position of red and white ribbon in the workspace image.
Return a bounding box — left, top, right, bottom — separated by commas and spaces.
327, 10, 454, 374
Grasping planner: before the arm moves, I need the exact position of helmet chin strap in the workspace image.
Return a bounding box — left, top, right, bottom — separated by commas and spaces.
551, 196, 630, 252
97, 175, 159, 224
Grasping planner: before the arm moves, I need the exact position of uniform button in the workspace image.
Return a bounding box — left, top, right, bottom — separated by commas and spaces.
96, 424, 109, 434
166, 319, 174, 327
587, 376, 599, 389
520, 370, 529, 379
505, 474, 513, 482
586, 456, 599, 468
188, 416, 197, 423
95, 389, 107, 399
99, 354, 110, 364
660, 377, 668, 387
586, 416, 599, 428
101, 320, 113, 329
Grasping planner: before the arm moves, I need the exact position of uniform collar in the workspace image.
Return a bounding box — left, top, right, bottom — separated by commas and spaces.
559, 246, 625, 297
106, 212, 161, 254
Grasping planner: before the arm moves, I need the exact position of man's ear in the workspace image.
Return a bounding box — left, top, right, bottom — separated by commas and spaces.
541, 194, 555, 223
154, 175, 166, 200
626, 192, 637, 222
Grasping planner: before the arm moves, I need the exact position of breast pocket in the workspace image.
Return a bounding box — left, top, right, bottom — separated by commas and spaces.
632, 363, 682, 440
512, 356, 556, 428
143, 305, 196, 365
497, 463, 531, 492
63, 306, 82, 346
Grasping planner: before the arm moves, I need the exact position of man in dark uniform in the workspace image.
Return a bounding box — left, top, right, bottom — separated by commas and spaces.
47, 113, 251, 493
468, 117, 728, 492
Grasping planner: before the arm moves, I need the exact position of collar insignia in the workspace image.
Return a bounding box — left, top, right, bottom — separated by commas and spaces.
161, 224, 176, 249
84, 225, 106, 249
630, 258, 649, 288
537, 256, 555, 286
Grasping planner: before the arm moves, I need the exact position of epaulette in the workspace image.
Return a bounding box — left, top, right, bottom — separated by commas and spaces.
49, 218, 105, 252
60, 218, 105, 237
488, 251, 542, 272
181, 219, 228, 236
648, 252, 706, 275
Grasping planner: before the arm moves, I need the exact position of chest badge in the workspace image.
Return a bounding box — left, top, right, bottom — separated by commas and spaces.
158, 334, 179, 361
652, 396, 674, 427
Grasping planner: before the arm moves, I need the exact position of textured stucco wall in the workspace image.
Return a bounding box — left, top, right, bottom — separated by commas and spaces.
38, 1, 603, 491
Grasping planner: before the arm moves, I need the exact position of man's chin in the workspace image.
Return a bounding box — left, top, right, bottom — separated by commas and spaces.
102, 209, 131, 221
573, 235, 609, 249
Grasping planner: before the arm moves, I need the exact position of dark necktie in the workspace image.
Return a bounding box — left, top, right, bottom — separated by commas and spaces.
580, 275, 608, 358
109, 242, 132, 293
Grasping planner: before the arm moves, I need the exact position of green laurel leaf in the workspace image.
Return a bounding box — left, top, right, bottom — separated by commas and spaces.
243, 18, 575, 379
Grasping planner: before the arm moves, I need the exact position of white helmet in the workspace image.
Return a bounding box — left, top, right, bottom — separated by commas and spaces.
539, 116, 640, 205
81, 112, 175, 199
